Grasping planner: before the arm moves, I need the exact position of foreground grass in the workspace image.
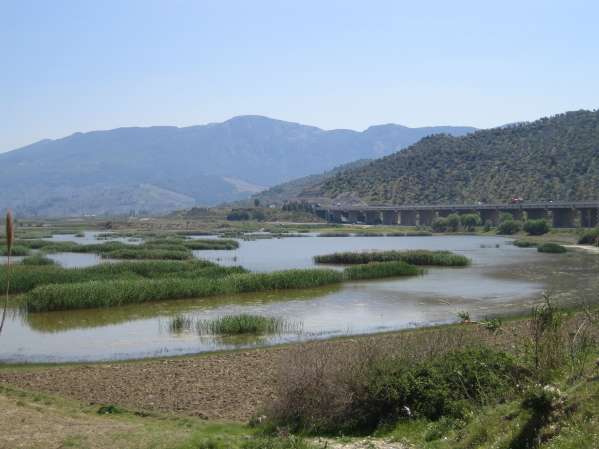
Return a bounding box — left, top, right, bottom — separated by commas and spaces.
314, 250, 470, 267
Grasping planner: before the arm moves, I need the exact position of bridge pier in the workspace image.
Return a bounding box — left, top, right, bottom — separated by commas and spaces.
346, 210, 361, 224
552, 208, 576, 228
480, 209, 499, 226
418, 210, 435, 226
327, 210, 342, 223
400, 210, 417, 226
579, 208, 599, 228
525, 209, 548, 221
365, 211, 381, 225
382, 211, 399, 225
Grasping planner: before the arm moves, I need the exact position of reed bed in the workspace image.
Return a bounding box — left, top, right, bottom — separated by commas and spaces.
314, 250, 470, 267
344, 261, 423, 280
537, 242, 567, 253
0, 245, 30, 256
24, 268, 344, 312
20, 254, 57, 266
183, 239, 239, 250
513, 240, 538, 248
0, 260, 244, 294
317, 232, 352, 237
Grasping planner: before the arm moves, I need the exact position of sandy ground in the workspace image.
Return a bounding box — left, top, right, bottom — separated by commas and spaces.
564, 244, 599, 253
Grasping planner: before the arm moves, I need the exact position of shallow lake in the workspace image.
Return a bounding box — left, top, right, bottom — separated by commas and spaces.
1, 234, 590, 363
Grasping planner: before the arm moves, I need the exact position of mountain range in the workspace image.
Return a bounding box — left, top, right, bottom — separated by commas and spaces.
0, 116, 475, 216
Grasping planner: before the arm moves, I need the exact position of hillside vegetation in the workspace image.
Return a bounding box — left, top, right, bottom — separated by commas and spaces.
319, 110, 599, 204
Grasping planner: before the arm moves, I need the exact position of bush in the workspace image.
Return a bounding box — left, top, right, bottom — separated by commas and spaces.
431, 217, 449, 232
523, 219, 550, 236
496, 220, 522, 235
446, 214, 461, 232
513, 240, 537, 248
267, 347, 527, 434
460, 213, 482, 231
578, 228, 599, 245
20, 254, 56, 266
537, 243, 566, 253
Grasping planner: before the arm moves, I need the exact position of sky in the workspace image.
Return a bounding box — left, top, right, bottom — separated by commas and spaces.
1, 0, 598, 152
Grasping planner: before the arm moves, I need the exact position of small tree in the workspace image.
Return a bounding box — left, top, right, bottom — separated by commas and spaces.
523, 219, 550, 236
460, 213, 482, 231
446, 213, 461, 232
254, 198, 260, 207
497, 220, 522, 235
431, 217, 448, 232
499, 212, 514, 223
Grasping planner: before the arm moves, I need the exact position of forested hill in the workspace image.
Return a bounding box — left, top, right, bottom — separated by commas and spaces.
317, 110, 599, 204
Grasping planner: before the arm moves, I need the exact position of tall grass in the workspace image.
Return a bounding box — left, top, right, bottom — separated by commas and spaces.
0, 260, 244, 294
24, 268, 344, 312
197, 314, 293, 335
20, 254, 56, 266
537, 243, 566, 254
314, 250, 470, 267
1, 210, 14, 333
344, 261, 422, 280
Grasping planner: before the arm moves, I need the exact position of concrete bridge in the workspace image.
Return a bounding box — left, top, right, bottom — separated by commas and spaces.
315, 201, 599, 228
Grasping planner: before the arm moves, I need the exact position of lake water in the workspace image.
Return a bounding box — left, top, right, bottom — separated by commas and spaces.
0, 234, 587, 363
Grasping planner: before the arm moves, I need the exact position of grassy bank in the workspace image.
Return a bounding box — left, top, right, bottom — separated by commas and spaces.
261, 300, 598, 448
314, 250, 470, 267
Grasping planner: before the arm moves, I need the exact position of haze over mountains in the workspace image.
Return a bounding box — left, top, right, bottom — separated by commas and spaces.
0, 116, 475, 217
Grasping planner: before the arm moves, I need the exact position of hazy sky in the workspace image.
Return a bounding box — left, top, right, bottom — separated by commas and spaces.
2, 0, 598, 152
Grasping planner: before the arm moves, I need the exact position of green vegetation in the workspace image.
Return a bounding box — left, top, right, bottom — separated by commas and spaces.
344, 261, 422, 280
7, 236, 239, 261
514, 239, 538, 248
24, 269, 344, 312
317, 232, 351, 237
578, 227, 599, 245
0, 260, 244, 294
314, 250, 470, 267
537, 243, 567, 253
20, 254, 57, 266
460, 213, 482, 231
524, 219, 551, 236
0, 244, 30, 256
320, 110, 599, 203
497, 220, 522, 235
261, 299, 598, 449
196, 314, 291, 336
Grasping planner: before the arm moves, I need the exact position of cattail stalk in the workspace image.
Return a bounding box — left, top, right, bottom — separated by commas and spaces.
0, 210, 14, 334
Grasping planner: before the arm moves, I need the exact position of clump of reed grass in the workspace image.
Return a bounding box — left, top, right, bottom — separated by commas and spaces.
343, 261, 422, 280
24, 268, 344, 312
183, 239, 239, 250
196, 314, 292, 336
537, 243, 566, 254
20, 254, 56, 266
513, 240, 538, 248
314, 250, 470, 267
0, 245, 30, 256
317, 232, 352, 237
